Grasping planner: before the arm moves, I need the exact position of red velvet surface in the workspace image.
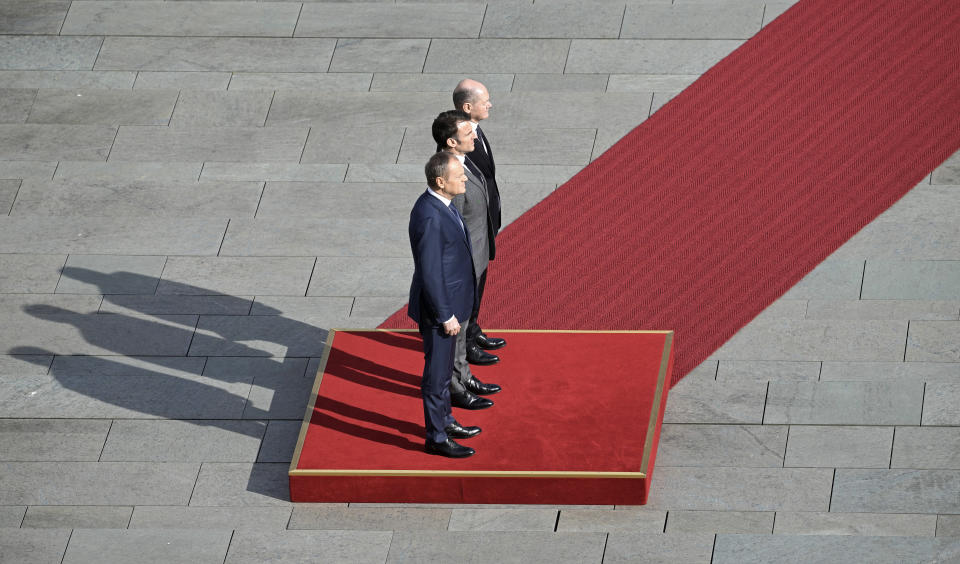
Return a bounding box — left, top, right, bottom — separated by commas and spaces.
380, 0, 960, 386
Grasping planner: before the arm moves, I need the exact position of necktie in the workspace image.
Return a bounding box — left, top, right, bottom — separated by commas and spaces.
449, 204, 465, 233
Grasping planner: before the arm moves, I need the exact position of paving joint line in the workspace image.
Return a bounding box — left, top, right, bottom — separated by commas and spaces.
292, 2, 304, 38
478, 4, 488, 39
304, 257, 318, 297
7, 179, 22, 216
263, 90, 277, 127
618, 4, 627, 40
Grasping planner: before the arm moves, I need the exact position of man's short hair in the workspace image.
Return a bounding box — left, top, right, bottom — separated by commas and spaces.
425, 152, 455, 190
453, 85, 478, 109
432, 109, 471, 152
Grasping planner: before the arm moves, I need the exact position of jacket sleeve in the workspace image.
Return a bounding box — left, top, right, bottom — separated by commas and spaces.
413, 215, 452, 323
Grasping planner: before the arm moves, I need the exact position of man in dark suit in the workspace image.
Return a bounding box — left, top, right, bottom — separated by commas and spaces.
432, 110, 502, 412
408, 151, 482, 458
453, 79, 507, 366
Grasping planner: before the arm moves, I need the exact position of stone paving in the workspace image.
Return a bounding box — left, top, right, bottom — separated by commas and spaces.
1, 0, 959, 562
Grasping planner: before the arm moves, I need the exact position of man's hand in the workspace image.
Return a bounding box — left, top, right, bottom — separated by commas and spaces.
442, 317, 460, 336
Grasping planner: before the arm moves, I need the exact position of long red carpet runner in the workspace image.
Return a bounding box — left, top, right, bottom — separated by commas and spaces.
382, 0, 960, 384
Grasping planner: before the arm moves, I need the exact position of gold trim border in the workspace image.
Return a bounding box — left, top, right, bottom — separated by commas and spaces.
289, 328, 673, 481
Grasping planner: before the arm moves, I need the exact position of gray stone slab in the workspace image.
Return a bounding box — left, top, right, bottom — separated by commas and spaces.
0, 1, 69, 35
63, 529, 232, 564
0, 461, 198, 505
922, 383, 960, 425
189, 315, 328, 357
592, 123, 639, 158
657, 424, 786, 467
171, 90, 273, 127
555, 509, 665, 533
27, 88, 177, 126
21, 506, 132, 529
54, 161, 203, 182
256, 181, 421, 219
62, 1, 301, 36
512, 73, 609, 92
219, 217, 409, 257
129, 506, 292, 531
765, 381, 922, 425
0, 124, 116, 160
0, 295, 101, 316
490, 92, 652, 129
289, 506, 451, 531
110, 126, 308, 162
296, 3, 484, 38
763, 3, 797, 27
774, 511, 937, 536
344, 163, 425, 183
135, 71, 231, 90
0, 216, 226, 254
226, 530, 393, 564
0, 36, 103, 70
101, 419, 266, 462
330, 39, 431, 73
0, 70, 135, 89
684, 360, 718, 381
350, 296, 405, 319
228, 72, 371, 91
716, 360, 820, 382
369, 73, 513, 93
709, 319, 908, 362
0, 528, 69, 564
0, 179, 18, 211
0, 254, 63, 293
497, 164, 580, 186
649, 91, 681, 115
243, 367, 313, 420
305, 256, 412, 297
566, 39, 743, 74
879, 185, 960, 224
55, 255, 165, 294
621, 4, 762, 39
893, 427, 960, 469
0, 419, 109, 461
386, 531, 606, 563
447, 508, 557, 532
862, 260, 960, 300
158, 256, 315, 297
713, 535, 960, 564
932, 151, 960, 184
481, 2, 623, 38
256, 419, 301, 463
805, 300, 959, 321
0, 505, 26, 527
663, 379, 767, 423
95, 37, 337, 73
665, 510, 773, 534
425, 39, 571, 73
646, 467, 833, 511
268, 90, 450, 128
301, 126, 405, 164
832, 469, 960, 513
785, 425, 893, 468
940, 515, 960, 537
820, 361, 960, 383
100, 295, 253, 316
399, 126, 596, 166
907, 321, 960, 362
249, 296, 354, 319
831, 220, 960, 261
200, 162, 346, 182
603, 532, 715, 564
0, 353, 52, 375
0, 89, 34, 123
0, 160, 57, 180
781, 259, 864, 300
0, 355, 249, 419
189, 462, 290, 506
606, 73, 699, 92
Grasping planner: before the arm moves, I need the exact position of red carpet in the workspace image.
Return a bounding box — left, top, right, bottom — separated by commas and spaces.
382, 0, 960, 384
290, 330, 672, 504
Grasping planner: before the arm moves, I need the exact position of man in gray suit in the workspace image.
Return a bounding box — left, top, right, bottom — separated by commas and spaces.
431, 110, 502, 410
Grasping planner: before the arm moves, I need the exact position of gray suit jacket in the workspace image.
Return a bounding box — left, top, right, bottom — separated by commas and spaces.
452, 156, 490, 281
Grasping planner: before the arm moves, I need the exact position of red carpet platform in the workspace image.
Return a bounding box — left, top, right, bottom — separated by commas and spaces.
290, 329, 673, 505
381, 0, 960, 385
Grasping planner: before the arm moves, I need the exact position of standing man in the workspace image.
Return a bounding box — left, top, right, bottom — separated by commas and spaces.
432, 110, 502, 411
453, 79, 506, 366
408, 152, 482, 458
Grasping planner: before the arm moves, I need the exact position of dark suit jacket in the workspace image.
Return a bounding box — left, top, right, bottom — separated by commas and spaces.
407, 191, 477, 326
465, 126, 502, 244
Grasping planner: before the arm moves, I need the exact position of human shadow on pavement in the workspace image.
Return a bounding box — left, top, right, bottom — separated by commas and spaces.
9, 267, 423, 499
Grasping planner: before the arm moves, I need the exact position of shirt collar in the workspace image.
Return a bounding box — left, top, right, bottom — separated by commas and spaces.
426, 188, 452, 206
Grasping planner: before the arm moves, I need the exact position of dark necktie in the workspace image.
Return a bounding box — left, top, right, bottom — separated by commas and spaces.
475, 127, 490, 158
449, 203, 465, 233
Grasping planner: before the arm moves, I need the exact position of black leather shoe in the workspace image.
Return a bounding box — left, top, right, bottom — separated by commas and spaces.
466, 344, 499, 365
476, 333, 506, 350
451, 390, 494, 410
464, 376, 501, 396
425, 438, 475, 458
444, 421, 481, 439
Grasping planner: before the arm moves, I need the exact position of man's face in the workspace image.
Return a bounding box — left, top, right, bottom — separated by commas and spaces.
467, 86, 492, 121
438, 159, 467, 199
449, 121, 476, 154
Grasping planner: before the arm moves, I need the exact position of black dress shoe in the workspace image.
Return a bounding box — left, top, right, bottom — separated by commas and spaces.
464, 376, 501, 396
451, 390, 494, 410
444, 421, 481, 439
425, 438, 475, 458
466, 344, 499, 366
476, 333, 506, 350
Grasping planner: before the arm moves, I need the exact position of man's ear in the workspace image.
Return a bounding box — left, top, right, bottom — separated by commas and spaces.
462, 102, 473, 115
446, 137, 457, 148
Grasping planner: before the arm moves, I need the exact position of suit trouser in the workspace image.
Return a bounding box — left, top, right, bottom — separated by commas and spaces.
466, 269, 487, 344
420, 322, 457, 443
450, 319, 473, 394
